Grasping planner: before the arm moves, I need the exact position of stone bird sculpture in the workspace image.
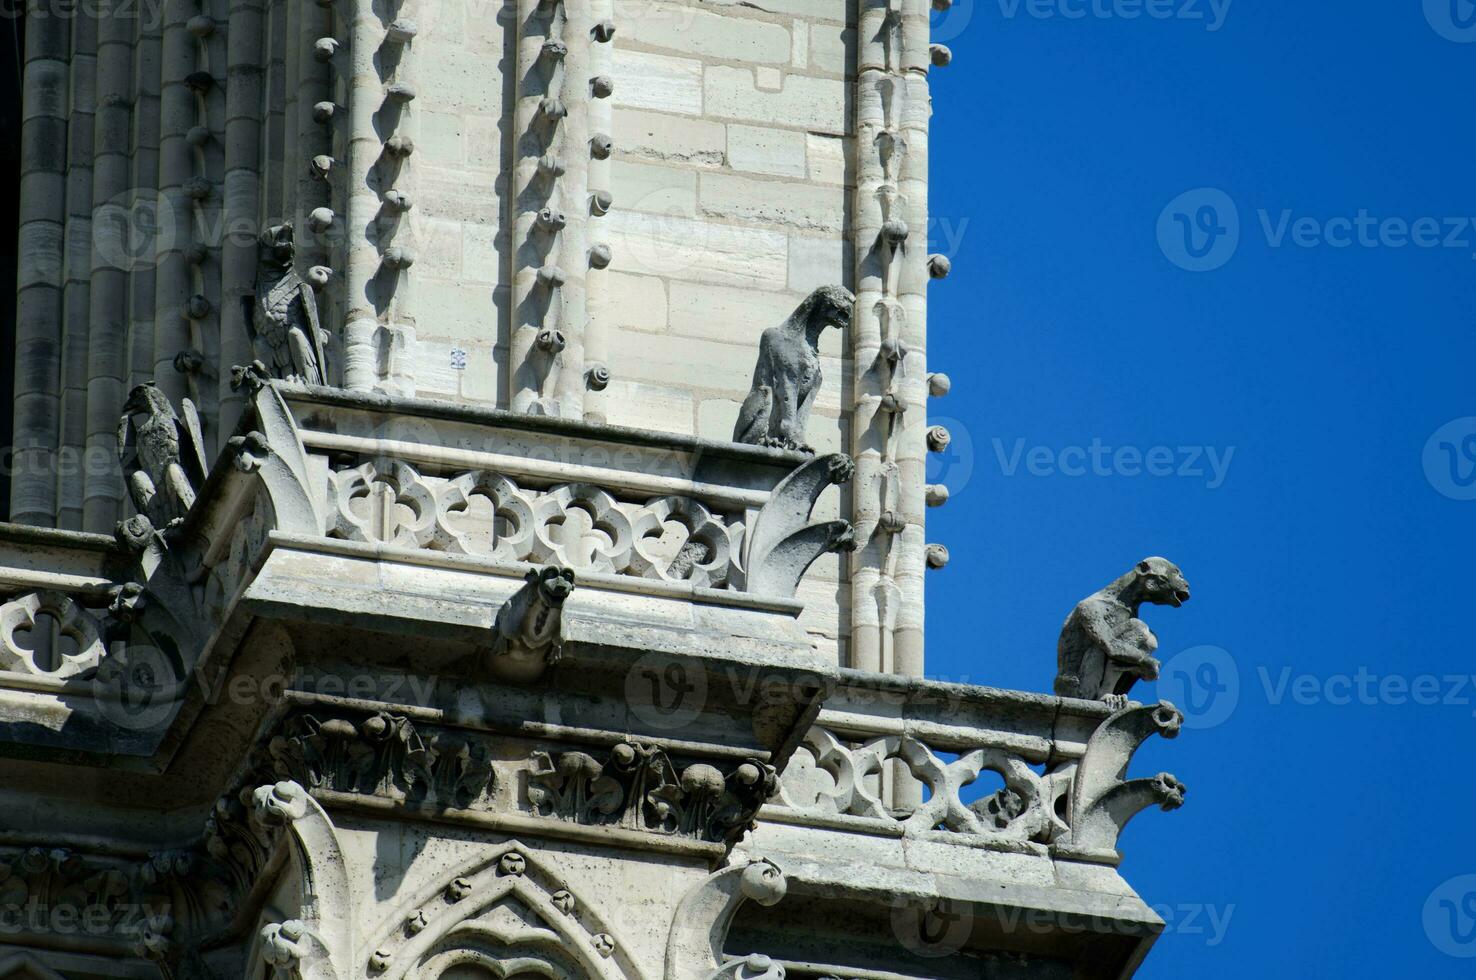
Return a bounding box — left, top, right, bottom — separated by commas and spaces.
248, 222, 328, 385
733, 285, 854, 454
117, 382, 209, 528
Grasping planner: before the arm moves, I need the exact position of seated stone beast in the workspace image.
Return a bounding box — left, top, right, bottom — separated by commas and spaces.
1055, 558, 1190, 706
488, 565, 576, 683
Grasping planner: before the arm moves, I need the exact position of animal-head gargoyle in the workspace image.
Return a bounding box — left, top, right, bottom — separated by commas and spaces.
736, 454, 857, 599
487, 565, 576, 683
1057, 700, 1188, 864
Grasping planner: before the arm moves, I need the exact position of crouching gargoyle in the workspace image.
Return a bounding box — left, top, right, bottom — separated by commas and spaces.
733, 285, 853, 454
1055, 557, 1191, 707
487, 565, 576, 683
118, 382, 209, 530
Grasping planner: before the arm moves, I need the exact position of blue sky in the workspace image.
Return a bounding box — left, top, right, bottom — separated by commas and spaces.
924, 1, 1476, 974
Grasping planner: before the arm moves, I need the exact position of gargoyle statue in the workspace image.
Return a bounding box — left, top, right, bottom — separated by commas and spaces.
1055, 557, 1191, 706
733, 285, 854, 454
117, 382, 209, 529
247, 222, 329, 385
488, 566, 576, 683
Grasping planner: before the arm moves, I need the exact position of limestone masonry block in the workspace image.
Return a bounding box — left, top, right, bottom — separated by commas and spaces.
704, 65, 848, 134
420, 112, 466, 167
603, 378, 696, 435
606, 209, 788, 288
612, 49, 703, 116
610, 330, 759, 395
806, 133, 847, 184
809, 24, 853, 76
461, 223, 506, 285
788, 233, 852, 292
614, 108, 726, 166
727, 125, 808, 178
616, 0, 792, 64
612, 159, 698, 214
464, 115, 505, 171
669, 281, 802, 342
700, 171, 845, 232
606, 271, 668, 333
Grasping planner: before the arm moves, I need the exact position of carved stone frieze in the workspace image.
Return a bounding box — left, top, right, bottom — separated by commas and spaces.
528, 741, 777, 845
267, 711, 494, 810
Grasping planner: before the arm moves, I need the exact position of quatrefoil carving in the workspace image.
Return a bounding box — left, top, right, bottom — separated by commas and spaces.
435, 471, 536, 560
530, 484, 634, 573
628, 497, 733, 588
0, 591, 109, 678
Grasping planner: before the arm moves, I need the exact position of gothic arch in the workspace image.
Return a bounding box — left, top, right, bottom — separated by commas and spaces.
361, 841, 647, 980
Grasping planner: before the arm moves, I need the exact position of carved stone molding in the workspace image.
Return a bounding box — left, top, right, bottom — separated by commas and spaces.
267, 711, 494, 811
528, 741, 777, 845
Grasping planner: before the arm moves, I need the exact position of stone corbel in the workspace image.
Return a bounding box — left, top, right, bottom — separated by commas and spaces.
665, 859, 787, 980
738, 455, 857, 599
250, 781, 355, 980
1057, 701, 1187, 864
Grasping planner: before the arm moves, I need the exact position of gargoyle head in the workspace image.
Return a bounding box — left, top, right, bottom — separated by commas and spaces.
825, 453, 856, 485
1151, 772, 1188, 811
1134, 557, 1191, 607
123, 382, 176, 420
792, 284, 854, 342
528, 565, 576, 604
257, 222, 295, 274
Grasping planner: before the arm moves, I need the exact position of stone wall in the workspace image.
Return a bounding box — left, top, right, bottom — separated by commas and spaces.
7, 0, 953, 672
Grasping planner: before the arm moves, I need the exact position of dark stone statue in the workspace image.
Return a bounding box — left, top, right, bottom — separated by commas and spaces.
117, 383, 209, 528
733, 285, 853, 454
248, 222, 328, 385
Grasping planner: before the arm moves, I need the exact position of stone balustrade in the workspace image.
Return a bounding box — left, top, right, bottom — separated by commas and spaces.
763, 670, 1188, 866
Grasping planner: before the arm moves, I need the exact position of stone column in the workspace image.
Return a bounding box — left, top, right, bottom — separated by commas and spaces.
12, 1, 73, 525
509, 0, 607, 417
848, 0, 939, 810
128, 14, 163, 394
60, 10, 98, 529
80, 0, 134, 530
218, 0, 267, 438
338, 0, 386, 390
580, 0, 614, 423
